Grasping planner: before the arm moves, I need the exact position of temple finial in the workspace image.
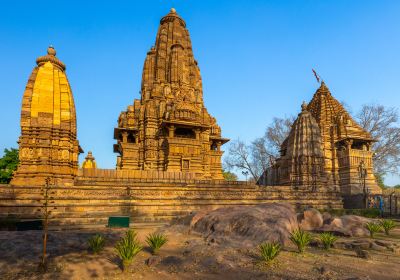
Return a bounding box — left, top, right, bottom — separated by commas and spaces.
170, 8, 176, 13
301, 101, 308, 111
47, 45, 56, 56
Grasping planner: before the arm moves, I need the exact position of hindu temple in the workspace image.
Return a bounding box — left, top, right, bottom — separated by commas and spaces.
259, 82, 381, 196
113, 8, 228, 179
0, 9, 356, 228
10, 46, 82, 187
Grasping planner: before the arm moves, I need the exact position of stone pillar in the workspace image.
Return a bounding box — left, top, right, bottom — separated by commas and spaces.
194, 129, 201, 140
168, 125, 175, 138
122, 131, 128, 143
216, 141, 221, 152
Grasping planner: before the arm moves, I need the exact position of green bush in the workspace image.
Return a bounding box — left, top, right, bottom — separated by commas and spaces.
380, 219, 396, 235
259, 242, 281, 262
88, 234, 106, 254
319, 232, 338, 250
289, 228, 312, 253
145, 233, 168, 255
115, 230, 142, 271
365, 222, 382, 238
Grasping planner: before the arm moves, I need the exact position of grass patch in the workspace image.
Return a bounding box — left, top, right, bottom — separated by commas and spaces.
115, 229, 143, 271
88, 234, 106, 254
365, 222, 382, 238
290, 229, 312, 253
259, 242, 281, 263
319, 232, 338, 250
145, 232, 168, 255
380, 219, 397, 235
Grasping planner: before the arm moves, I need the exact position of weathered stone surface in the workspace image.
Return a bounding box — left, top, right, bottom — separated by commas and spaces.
318, 215, 370, 237
298, 208, 324, 230
355, 248, 370, 259
191, 203, 298, 246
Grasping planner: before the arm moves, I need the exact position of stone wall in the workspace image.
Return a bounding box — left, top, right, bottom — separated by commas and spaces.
0, 180, 342, 229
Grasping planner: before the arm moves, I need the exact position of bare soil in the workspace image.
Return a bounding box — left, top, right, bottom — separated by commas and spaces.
0, 223, 399, 280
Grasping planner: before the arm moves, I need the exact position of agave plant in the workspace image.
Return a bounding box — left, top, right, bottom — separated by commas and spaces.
319, 232, 338, 250
146, 233, 168, 255
259, 242, 281, 262
115, 230, 143, 271
289, 228, 312, 253
88, 234, 106, 254
380, 219, 396, 235
365, 222, 382, 238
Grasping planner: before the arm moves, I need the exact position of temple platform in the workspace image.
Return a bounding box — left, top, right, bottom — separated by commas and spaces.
0, 176, 342, 229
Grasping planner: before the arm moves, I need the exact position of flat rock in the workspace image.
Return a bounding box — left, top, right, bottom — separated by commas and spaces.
192, 203, 298, 246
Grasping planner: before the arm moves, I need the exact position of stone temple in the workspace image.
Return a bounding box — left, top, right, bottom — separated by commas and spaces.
0, 8, 376, 227
259, 82, 380, 196
114, 8, 228, 179
10, 46, 82, 187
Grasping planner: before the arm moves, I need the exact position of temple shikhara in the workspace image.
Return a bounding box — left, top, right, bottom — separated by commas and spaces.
114, 8, 228, 179
0, 8, 381, 227
11, 46, 81, 187
259, 82, 380, 195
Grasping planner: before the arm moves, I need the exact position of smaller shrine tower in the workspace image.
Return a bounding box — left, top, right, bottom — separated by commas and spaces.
11, 46, 81, 186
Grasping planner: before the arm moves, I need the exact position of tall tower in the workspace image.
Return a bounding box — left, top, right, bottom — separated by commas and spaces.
11, 46, 81, 186
114, 9, 228, 179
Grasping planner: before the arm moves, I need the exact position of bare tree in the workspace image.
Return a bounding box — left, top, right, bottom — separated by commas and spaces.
265, 116, 295, 157
355, 104, 400, 176
224, 116, 294, 181
224, 139, 260, 181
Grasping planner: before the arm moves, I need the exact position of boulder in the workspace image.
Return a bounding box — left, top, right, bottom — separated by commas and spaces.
191, 203, 298, 246
298, 208, 323, 230
318, 215, 370, 237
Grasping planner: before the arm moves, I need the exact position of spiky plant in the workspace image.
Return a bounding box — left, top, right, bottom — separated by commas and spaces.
365, 222, 382, 238
319, 232, 338, 250
380, 219, 396, 235
289, 228, 312, 253
145, 233, 168, 255
259, 242, 281, 262
115, 230, 142, 271
88, 234, 106, 254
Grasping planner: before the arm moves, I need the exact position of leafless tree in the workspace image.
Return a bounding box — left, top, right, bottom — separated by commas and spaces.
355, 104, 400, 176
224, 116, 294, 181
265, 116, 295, 157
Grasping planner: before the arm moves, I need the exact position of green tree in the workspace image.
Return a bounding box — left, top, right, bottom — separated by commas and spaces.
0, 148, 19, 184
223, 170, 238, 181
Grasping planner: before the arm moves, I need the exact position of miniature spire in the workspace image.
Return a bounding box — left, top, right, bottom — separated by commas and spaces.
301, 101, 308, 112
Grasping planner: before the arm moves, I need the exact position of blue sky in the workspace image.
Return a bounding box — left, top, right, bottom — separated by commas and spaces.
0, 0, 399, 184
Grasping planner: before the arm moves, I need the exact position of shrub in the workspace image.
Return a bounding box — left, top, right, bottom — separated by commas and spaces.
259, 242, 281, 262
380, 219, 396, 235
145, 233, 168, 255
365, 222, 382, 238
319, 232, 338, 250
88, 234, 106, 254
115, 230, 143, 270
290, 228, 312, 253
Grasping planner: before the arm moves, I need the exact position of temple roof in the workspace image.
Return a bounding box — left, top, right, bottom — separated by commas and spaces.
307, 81, 372, 141
20, 46, 77, 132
282, 102, 324, 158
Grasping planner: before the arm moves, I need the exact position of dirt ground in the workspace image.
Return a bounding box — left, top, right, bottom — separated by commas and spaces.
0, 223, 399, 280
